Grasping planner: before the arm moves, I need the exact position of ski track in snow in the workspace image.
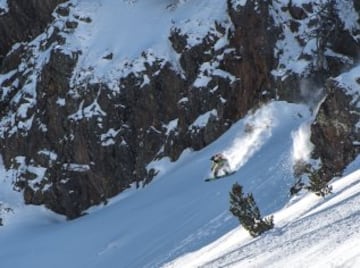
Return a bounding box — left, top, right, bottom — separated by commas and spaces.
224, 105, 275, 171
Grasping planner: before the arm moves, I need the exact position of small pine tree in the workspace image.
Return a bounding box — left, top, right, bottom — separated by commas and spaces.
289, 160, 310, 196
229, 182, 274, 237
306, 169, 332, 197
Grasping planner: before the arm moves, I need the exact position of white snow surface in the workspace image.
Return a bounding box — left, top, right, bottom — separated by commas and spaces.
64, 0, 228, 87
1, 101, 360, 268
335, 64, 360, 103
165, 168, 360, 268
271, 0, 360, 78
1, 0, 360, 267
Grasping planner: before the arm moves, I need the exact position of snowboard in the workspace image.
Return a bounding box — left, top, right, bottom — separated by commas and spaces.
204, 171, 236, 182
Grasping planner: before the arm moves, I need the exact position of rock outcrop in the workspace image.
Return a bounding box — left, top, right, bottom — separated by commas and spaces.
311, 74, 360, 181
0, 0, 359, 218
0, 0, 66, 61
0, 0, 279, 218
268, 0, 360, 185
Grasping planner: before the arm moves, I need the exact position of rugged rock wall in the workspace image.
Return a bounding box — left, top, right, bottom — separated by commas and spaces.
0, 0, 359, 218
307, 0, 360, 182
269, 0, 360, 184
311, 74, 360, 181
0, 0, 66, 60
0, 0, 278, 218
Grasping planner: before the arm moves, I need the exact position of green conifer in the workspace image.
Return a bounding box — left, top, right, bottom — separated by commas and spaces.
307, 169, 332, 197
229, 182, 274, 237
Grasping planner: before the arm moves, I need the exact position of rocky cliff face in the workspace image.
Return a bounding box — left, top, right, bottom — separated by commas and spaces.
311, 69, 360, 181
0, 0, 359, 218
269, 0, 360, 184
0, 0, 66, 59
0, 0, 277, 218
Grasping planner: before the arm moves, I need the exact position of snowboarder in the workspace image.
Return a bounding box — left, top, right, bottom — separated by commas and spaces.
210, 153, 231, 178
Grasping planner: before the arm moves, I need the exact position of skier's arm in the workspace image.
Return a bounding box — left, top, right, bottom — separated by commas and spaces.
211, 161, 216, 171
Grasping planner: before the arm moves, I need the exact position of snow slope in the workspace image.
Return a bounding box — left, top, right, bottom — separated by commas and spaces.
63, 0, 229, 87
0, 101, 316, 268
1, 0, 360, 267
1, 100, 360, 268
165, 165, 360, 268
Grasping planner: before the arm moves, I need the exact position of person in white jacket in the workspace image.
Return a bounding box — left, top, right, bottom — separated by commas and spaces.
210, 153, 231, 178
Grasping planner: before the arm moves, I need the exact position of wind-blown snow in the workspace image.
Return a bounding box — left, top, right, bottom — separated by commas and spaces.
224, 103, 275, 170
291, 122, 314, 163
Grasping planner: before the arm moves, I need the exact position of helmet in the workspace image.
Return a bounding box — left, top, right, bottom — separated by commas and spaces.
211, 153, 224, 161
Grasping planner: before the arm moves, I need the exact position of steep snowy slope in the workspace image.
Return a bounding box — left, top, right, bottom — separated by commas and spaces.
0, 0, 360, 267
0, 0, 241, 218
1, 0, 359, 219
1, 100, 360, 268
165, 166, 360, 268
0, 101, 313, 268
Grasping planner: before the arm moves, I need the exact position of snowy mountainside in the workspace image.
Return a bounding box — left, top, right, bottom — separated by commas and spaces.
65, 0, 229, 87
1, 101, 360, 268
164, 167, 360, 268
0, 0, 360, 267
0, 0, 278, 218
0, 0, 231, 217
271, 0, 360, 78
0, 101, 314, 268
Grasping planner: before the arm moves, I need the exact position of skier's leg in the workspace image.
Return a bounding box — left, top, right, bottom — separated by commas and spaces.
214, 167, 219, 177
224, 162, 231, 175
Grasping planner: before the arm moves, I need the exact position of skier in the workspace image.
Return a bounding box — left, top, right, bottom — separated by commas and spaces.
210, 153, 231, 178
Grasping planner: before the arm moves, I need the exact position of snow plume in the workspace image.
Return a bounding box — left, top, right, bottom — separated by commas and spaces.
224, 104, 275, 171
292, 82, 324, 166
291, 122, 314, 164
299, 79, 325, 108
